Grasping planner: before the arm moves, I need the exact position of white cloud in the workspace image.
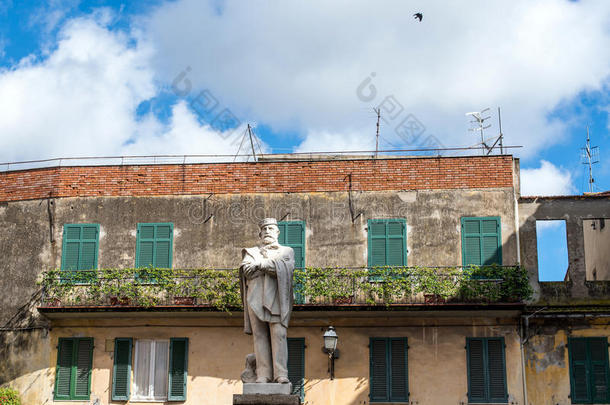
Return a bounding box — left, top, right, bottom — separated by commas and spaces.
1, 1, 609, 165
0, 16, 154, 161
143, 0, 610, 156
0, 14, 249, 164
521, 160, 575, 196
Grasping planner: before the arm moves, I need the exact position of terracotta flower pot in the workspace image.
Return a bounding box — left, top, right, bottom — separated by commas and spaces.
110, 296, 130, 306
333, 296, 354, 304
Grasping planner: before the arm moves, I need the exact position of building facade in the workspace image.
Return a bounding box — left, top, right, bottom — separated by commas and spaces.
0, 154, 608, 404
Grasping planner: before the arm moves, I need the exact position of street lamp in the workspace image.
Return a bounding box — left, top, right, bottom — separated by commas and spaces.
322, 326, 339, 379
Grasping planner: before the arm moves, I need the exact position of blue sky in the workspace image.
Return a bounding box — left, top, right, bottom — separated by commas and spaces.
0, 1, 608, 278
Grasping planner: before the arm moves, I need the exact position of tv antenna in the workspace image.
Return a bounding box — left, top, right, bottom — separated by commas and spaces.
374, 108, 381, 158
466, 108, 492, 155
466, 107, 506, 155
580, 126, 600, 193
234, 124, 264, 162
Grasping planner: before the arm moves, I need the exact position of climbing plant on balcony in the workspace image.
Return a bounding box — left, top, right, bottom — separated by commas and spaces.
39, 265, 532, 310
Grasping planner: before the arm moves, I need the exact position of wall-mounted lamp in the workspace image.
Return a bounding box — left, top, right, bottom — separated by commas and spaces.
322, 326, 340, 379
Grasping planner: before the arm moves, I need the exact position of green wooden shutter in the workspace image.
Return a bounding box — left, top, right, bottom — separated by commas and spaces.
279, 221, 306, 303
389, 338, 408, 402
369, 221, 387, 266
287, 338, 305, 401
73, 338, 93, 400
112, 338, 133, 401
136, 223, 173, 268
462, 217, 501, 266
61, 225, 99, 280
277, 223, 286, 245
487, 338, 507, 402
54, 339, 74, 400
387, 221, 406, 266
368, 219, 407, 267
370, 338, 389, 401
168, 338, 188, 401
589, 338, 609, 403
467, 338, 507, 404
54, 338, 93, 401
569, 337, 610, 404
467, 338, 487, 402
570, 338, 591, 403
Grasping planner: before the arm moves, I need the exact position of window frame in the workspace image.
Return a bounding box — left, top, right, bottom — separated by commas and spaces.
568, 337, 610, 404
278, 220, 306, 304
369, 337, 409, 403
461, 216, 502, 267
277, 220, 306, 269
61, 224, 100, 283
132, 339, 170, 402
287, 337, 306, 402
466, 337, 508, 404
53, 337, 94, 401
135, 222, 174, 269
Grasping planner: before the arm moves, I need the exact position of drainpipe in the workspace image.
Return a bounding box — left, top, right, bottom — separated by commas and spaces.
519, 316, 529, 405
514, 189, 521, 265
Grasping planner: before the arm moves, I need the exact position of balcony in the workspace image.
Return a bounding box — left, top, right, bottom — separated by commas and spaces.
37, 266, 531, 312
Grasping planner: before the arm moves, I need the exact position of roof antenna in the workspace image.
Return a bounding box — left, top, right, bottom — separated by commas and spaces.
374, 108, 381, 158
581, 126, 599, 193
466, 108, 491, 155
233, 124, 261, 162
483, 107, 505, 155
247, 124, 257, 162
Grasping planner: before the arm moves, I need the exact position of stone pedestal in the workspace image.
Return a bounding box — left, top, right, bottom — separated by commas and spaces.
233, 383, 300, 405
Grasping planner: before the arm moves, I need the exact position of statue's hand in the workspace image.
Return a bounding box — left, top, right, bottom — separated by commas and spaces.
243, 264, 262, 280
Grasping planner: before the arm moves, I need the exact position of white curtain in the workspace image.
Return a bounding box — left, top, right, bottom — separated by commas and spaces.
154, 341, 169, 398
134, 340, 168, 400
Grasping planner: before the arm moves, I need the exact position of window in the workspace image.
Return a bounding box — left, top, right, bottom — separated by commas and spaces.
278, 221, 305, 269
367, 219, 407, 267
461, 217, 502, 266
536, 220, 568, 281
466, 337, 507, 403
369, 337, 408, 403
278, 221, 305, 303
133, 340, 169, 401
61, 224, 99, 281
568, 337, 610, 403
112, 338, 188, 402
54, 337, 94, 401
288, 338, 305, 401
136, 223, 174, 268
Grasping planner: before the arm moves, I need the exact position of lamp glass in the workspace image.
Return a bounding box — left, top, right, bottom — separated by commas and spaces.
323, 327, 338, 352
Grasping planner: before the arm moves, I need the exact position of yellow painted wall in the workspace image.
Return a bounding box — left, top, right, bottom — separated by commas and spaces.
525, 323, 610, 405
25, 322, 526, 405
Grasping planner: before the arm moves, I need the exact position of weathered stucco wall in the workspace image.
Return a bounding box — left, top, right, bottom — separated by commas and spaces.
584, 218, 610, 280
36, 316, 523, 405
524, 320, 610, 405
518, 196, 610, 301
1, 189, 518, 323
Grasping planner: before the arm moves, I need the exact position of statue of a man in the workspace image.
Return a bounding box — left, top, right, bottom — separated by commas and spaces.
239, 218, 295, 384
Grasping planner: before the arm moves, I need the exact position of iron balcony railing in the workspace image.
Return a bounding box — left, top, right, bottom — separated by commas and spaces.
38, 266, 532, 309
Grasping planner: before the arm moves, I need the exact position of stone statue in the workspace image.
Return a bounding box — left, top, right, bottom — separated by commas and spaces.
239, 218, 295, 384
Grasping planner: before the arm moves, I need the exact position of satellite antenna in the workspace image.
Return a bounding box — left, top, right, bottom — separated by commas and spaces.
580, 126, 600, 193
466, 108, 491, 155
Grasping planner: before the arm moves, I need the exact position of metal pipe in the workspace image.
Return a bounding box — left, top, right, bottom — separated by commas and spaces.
520, 316, 529, 405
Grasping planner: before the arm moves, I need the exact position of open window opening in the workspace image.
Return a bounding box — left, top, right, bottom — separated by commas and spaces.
536, 220, 569, 281
584, 218, 610, 281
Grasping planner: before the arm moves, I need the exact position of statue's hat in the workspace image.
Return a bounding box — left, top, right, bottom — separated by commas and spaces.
258, 218, 278, 228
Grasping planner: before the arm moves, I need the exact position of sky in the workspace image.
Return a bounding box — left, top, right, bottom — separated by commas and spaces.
0, 0, 608, 278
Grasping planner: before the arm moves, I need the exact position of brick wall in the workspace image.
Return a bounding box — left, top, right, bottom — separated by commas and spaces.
0, 156, 515, 202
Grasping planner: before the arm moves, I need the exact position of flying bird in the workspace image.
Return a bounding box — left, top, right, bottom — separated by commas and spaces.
413, 13, 423, 22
